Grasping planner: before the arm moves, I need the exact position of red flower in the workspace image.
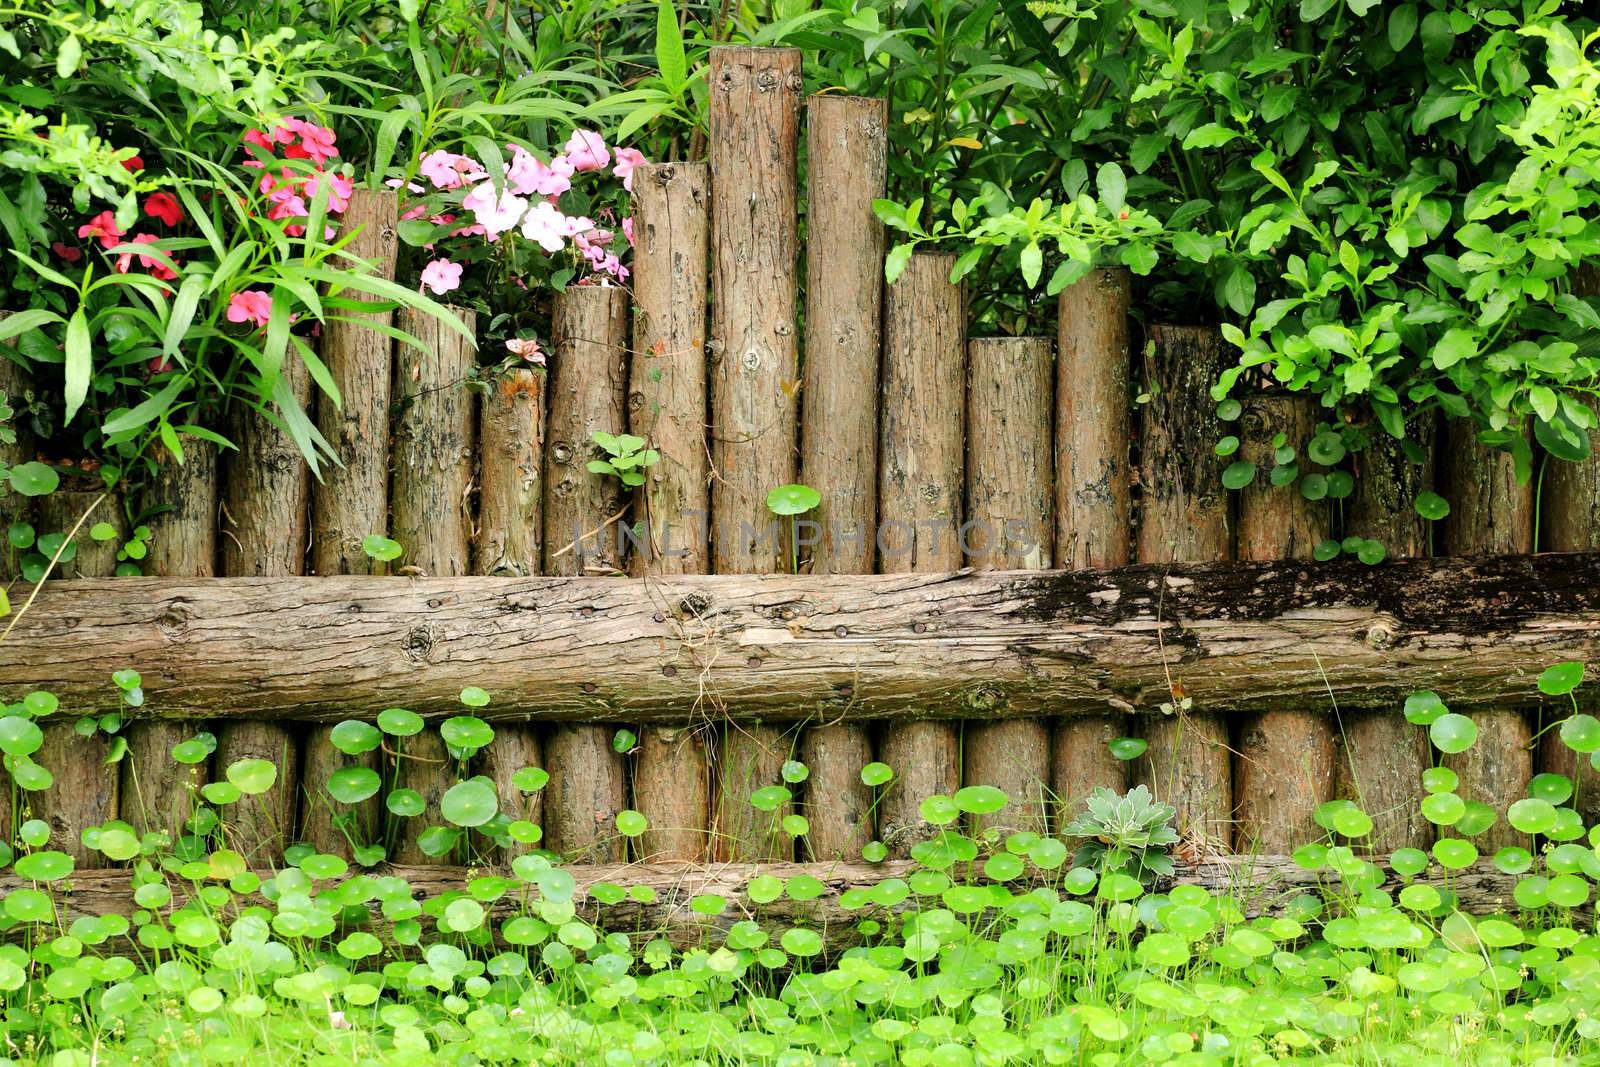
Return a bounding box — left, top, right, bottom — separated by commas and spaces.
120, 154, 144, 173
144, 192, 182, 227
226, 289, 273, 329
77, 210, 125, 250
112, 234, 177, 281
51, 241, 82, 263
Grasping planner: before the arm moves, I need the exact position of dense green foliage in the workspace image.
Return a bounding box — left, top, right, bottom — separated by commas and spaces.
0, 666, 1593, 1063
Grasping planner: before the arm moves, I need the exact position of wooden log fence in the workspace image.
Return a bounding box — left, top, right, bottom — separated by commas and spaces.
2, 45, 1597, 899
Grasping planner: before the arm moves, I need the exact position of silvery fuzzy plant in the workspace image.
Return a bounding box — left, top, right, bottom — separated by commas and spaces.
1061, 785, 1180, 886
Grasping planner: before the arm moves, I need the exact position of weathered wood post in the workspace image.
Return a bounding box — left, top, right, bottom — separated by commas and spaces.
964, 337, 1052, 835
877, 251, 964, 856
302, 188, 399, 859
1440, 422, 1535, 852
628, 161, 713, 862
796, 94, 886, 861
475, 369, 544, 577
33, 490, 122, 864
1342, 421, 1436, 850
386, 306, 476, 865
474, 367, 547, 861
1231, 395, 1335, 852
708, 45, 804, 863
216, 358, 313, 864
123, 440, 217, 844
310, 188, 399, 577
1132, 325, 1234, 844
542, 286, 630, 863
1538, 267, 1600, 828
1052, 268, 1132, 825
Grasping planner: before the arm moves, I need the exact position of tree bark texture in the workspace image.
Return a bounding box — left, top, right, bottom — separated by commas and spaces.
543, 724, 627, 863
310, 188, 399, 576
476, 721, 545, 864
1134, 325, 1232, 844
629, 161, 711, 578
222, 356, 311, 577
5, 554, 1599, 724
391, 306, 476, 577
1055, 268, 1132, 571
801, 95, 885, 577
1439, 420, 1535, 853
1232, 394, 1335, 854
708, 46, 802, 575
475, 368, 544, 577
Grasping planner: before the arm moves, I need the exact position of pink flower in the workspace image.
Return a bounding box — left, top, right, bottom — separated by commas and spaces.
401, 202, 430, 222
506, 146, 574, 197
303, 171, 353, 213
612, 147, 646, 192
144, 192, 182, 227
328, 1011, 351, 1030
563, 129, 610, 172
462, 182, 528, 240
420, 259, 463, 296
77, 211, 124, 249
506, 337, 545, 365
52, 241, 82, 263
112, 234, 177, 281
227, 290, 273, 329
285, 119, 339, 165
622, 216, 634, 246
520, 200, 569, 253
418, 150, 485, 191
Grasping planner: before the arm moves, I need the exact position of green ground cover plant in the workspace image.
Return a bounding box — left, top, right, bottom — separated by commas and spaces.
0, 664, 1592, 1064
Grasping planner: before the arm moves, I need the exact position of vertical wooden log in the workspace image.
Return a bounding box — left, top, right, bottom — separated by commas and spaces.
963, 337, 1051, 835
38, 491, 124, 579
1440, 421, 1535, 852
631, 726, 710, 861
876, 252, 964, 856
475, 369, 544, 577
310, 188, 399, 576
219, 361, 312, 863
1132, 325, 1232, 844
543, 725, 625, 863
708, 46, 802, 575
214, 723, 300, 867
33, 491, 121, 865
802, 95, 885, 575
541, 287, 629, 862
475, 369, 547, 861
122, 441, 216, 844
473, 371, 544, 579
300, 735, 380, 860
1232, 395, 1336, 853
1538, 269, 1600, 828
546, 288, 629, 573
222, 359, 311, 576
796, 97, 885, 861
1056, 268, 1132, 570
1052, 271, 1132, 825
629, 161, 711, 578
477, 724, 544, 862
391, 306, 476, 575
708, 48, 803, 864
1342, 421, 1436, 851
302, 191, 399, 856
387, 728, 454, 866
628, 162, 713, 862
387, 306, 476, 863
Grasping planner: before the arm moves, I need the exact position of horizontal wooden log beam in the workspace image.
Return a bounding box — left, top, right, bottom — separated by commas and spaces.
7, 856, 1532, 954
1, 553, 1596, 721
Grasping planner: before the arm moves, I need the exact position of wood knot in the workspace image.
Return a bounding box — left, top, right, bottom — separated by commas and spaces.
1365, 620, 1397, 649
755, 70, 778, 91
551, 442, 575, 465
401, 624, 440, 663
628, 390, 645, 411
716, 68, 737, 91
741, 348, 762, 371
653, 164, 676, 184
678, 591, 712, 618
964, 685, 1005, 713
773, 321, 793, 337
157, 601, 193, 637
